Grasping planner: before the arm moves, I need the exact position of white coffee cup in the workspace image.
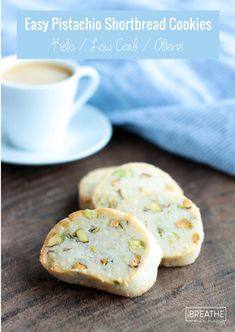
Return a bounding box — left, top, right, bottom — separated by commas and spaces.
1, 55, 100, 151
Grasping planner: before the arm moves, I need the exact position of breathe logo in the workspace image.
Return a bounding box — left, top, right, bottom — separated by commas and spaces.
185, 307, 227, 323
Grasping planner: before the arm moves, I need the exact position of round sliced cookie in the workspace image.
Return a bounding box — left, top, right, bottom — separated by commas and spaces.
79, 167, 117, 209
114, 192, 204, 267
40, 208, 162, 297
92, 162, 183, 209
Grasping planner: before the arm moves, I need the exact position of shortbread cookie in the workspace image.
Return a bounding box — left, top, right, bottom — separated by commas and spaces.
40, 208, 163, 297
79, 167, 116, 209
115, 192, 204, 267
92, 162, 183, 209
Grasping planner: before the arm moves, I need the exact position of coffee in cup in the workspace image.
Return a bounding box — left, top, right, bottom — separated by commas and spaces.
2, 62, 74, 85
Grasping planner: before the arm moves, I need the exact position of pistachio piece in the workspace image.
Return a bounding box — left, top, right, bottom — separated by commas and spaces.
140, 173, 151, 178
128, 239, 146, 251
192, 233, 200, 243
175, 219, 192, 229
63, 247, 72, 251
109, 220, 120, 228
169, 232, 180, 242
89, 245, 97, 253
117, 189, 125, 199
129, 255, 141, 268
66, 233, 73, 239
109, 220, 125, 229
179, 199, 192, 209
89, 226, 100, 233
119, 221, 125, 229
47, 255, 55, 268
165, 184, 174, 191
112, 169, 133, 178
111, 179, 120, 187
113, 278, 122, 285
62, 220, 70, 229
100, 258, 109, 265
47, 249, 55, 253
65, 231, 76, 239
144, 202, 162, 213
76, 229, 89, 243
72, 261, 87, 270
47, 233, 64, 247
108, 198, 117, 209
83, 210, 98, 219
157, 227, 165, 237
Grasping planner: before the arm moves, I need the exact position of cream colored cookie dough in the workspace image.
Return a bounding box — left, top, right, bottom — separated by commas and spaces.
79, 167, 117, 209
115, 192, 204, 267
40, 208, 163, 297
92, 162, 183, 209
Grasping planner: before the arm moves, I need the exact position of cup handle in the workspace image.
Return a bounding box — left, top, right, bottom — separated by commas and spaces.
73, 66, 100, 113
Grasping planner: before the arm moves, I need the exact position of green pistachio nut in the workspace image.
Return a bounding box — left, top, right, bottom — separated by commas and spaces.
83, 210, 98, 219
76, 229, 89, 243
112, 169, 133, 178
47, 233, 64, 247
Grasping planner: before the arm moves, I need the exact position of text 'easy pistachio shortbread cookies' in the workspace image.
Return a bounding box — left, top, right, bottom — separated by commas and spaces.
40, 208, 163, 297
92, 162, 183, 209
79, 167, 117, 209
115, 192, 204, 267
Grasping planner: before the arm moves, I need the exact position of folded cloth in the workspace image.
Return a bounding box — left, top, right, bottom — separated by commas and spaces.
109, 100, 235, 176
87, 58, 235, 176
2, 0, 235, 175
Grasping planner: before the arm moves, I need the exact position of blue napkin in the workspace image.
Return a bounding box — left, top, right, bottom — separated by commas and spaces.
2, 0, 235, 175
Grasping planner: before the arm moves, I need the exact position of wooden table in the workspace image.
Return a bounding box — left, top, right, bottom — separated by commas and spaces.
2, 129, 235, 332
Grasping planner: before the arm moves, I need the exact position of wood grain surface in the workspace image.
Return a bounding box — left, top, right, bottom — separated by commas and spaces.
2, 129, 235, 332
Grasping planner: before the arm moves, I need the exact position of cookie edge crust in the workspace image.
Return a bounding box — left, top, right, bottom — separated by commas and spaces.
79, 167, 117, 209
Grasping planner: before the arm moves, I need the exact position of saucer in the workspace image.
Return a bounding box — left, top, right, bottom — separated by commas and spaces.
1, 105, 112, 166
